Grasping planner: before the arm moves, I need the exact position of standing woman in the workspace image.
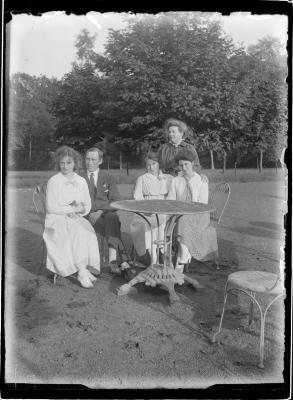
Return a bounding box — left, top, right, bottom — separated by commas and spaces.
167, 149, 218, 272
130, 151, 172, 265
158, 118, 200, 176
43, 146, 100, 288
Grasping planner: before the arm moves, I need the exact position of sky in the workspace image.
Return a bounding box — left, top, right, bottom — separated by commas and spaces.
7, 11, 288, 79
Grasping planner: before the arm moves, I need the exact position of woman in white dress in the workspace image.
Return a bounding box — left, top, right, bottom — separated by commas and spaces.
43, 146, 100, 288
130, 152, 172, 265
167, 149, 218, 272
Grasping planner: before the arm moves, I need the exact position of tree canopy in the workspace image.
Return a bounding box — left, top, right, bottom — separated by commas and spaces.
8, 13, 288, 171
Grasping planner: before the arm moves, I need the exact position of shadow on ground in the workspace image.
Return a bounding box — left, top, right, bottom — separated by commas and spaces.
249, 221, 283, 232
231, 226, 283, 240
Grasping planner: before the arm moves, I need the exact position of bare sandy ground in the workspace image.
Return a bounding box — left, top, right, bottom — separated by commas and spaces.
4, 181, 287, 389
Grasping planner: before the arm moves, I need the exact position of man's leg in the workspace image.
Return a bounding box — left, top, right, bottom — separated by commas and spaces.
94, 211, 122, 264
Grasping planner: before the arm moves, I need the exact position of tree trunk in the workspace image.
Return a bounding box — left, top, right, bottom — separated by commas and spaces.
256, 156, 259, 171
259, 150, 263, 173
126, 161, 129, 176
222, 151, 226, 174
275, 160, 278, 173
28, 135, 32, 165
234, 162, 237, 176
119, 152, 123, 170
107, 157, 110, 171
210, 150, 214, 170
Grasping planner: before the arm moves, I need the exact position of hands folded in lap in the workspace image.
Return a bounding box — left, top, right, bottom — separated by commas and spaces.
67, 201, 86, 218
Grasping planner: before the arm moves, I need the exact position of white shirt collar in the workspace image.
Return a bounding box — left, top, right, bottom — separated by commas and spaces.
145, 171, 165, 181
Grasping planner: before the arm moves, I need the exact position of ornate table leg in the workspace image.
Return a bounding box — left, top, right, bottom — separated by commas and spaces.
159, 280, 180, 303
117, 269, 151, 296
117, 213, 187, 304
182, 274, 204, 289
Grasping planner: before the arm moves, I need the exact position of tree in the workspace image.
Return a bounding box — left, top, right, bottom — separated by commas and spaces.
74, 29, 97, 67
93, 13, 238, 153
8, 73, 58, 169
52, 30, 106, 151
245, 37, 287, 172
53, 64, 104, 149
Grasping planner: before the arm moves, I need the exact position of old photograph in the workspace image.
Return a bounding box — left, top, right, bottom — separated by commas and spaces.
4, 9, 289, 392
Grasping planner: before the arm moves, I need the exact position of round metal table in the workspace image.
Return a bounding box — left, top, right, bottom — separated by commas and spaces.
111, 199, 215, 303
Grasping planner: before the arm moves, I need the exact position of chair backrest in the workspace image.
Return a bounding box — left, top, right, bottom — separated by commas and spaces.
210, 182, 231, 225
265, 247, 285, 292
32, 185, 47, 228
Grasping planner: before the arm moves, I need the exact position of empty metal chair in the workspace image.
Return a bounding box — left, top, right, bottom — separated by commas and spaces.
32, 184, 57, 284
209, 182, 231, 270
212, 250, 285, 368
209, 182, 231, 226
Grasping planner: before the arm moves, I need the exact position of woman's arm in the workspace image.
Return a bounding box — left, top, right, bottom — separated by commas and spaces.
80, 179, 92, 216
46, 177, 75, 215
187, 174, 202, 203
166, 178, 177, 200
133, 176, 144, 200
198, 180, 209, 204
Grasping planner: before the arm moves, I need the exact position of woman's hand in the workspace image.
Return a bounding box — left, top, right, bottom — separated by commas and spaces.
73, 202, 86, 214
184, 172, 195, 181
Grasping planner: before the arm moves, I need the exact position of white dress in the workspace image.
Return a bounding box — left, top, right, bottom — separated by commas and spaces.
167, 173, 218, 261
130, 172, 172, 258
43, 172, 100, 277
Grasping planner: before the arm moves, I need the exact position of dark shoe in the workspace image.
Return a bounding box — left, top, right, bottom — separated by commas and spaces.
120, 261, 138, 282
121, 268, 138, 282
137, 251, 151, 266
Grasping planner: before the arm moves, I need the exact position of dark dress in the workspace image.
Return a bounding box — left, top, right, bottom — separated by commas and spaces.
158, 141, 200, 176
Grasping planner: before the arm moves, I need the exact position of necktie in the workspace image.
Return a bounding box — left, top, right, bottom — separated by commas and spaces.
89, 173, 96, 193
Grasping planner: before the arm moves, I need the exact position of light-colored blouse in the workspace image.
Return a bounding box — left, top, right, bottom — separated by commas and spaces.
167, 173, 208, 204
133, 172, 171, 200
46, 172, 91, 217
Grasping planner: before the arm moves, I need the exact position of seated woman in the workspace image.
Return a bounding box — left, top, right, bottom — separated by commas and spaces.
167, 149, 218, 272
158, 118, 200, 176
130, 151, 172, 265
43, 146, 100, 288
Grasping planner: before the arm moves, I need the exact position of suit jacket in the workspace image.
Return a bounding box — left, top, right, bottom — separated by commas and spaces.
80, 169, 120, 212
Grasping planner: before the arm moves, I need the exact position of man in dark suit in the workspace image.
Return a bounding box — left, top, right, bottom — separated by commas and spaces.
81, 147, 122, 273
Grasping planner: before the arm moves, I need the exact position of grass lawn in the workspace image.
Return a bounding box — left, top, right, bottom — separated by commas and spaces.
7, 168, 285, 189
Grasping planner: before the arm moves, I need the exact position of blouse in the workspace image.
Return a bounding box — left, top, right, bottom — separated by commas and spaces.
133, 172, 171, 200
167, 173, 208, 204
46, 172, 91, 217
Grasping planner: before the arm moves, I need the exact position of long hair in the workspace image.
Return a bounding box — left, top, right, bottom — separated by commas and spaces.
54, 146, 82, 171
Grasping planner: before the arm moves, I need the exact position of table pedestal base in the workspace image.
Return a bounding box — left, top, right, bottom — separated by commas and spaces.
117, 263, 203, 303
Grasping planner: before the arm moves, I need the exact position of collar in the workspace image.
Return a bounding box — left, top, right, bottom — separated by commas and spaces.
87, 169, 99, 180
168, 140, 187, 148
145, 171, 166, 181
60, 172, 79, 186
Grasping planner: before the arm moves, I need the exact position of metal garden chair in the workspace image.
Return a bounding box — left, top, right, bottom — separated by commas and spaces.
208, 182, 231, 270
32, 184, 57, 284
212, 249, 285, 368
209, 182, 231, 226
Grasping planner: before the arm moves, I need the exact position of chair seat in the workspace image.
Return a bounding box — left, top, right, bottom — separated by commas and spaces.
228, 271, 284, 294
